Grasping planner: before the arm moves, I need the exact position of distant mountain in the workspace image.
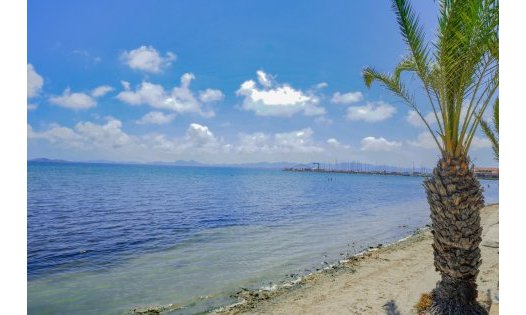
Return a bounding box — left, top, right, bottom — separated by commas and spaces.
151, 160, 298, 169
29, 158, 72, 163
220, 161, 298, 169
151, 160, 204, 167
27, 158, 422, 172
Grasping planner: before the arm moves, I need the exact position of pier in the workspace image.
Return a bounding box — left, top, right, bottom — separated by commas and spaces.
283, 162, 431, 178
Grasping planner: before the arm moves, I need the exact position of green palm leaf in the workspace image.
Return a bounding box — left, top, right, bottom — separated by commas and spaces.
363, 0, 498, 158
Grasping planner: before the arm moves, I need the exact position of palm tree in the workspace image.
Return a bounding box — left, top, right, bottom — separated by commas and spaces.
362, 0, 498, 314
479, 99, 499, 160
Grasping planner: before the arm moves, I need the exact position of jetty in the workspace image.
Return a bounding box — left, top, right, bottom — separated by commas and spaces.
284, 163, 498, 180
283, 162, 431, 178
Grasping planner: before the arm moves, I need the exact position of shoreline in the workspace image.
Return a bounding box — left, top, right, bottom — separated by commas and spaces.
215, 203, 499, 314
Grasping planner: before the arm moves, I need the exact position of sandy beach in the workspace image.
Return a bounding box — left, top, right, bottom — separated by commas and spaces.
219, 204, 499, 315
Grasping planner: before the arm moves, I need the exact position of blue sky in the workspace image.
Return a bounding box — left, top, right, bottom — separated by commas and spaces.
27, 0, 497, 167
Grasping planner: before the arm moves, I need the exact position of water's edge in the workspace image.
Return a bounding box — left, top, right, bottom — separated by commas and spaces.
130, 202, 499, 315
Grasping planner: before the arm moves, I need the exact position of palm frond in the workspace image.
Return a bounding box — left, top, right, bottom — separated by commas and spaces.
362, 67, 443, 150
392, 0, 431, 81
478, 97, 499, 160
366, 0, 498, 159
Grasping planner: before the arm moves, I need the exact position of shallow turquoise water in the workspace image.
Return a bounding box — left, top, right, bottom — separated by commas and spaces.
27, 162, 498, 314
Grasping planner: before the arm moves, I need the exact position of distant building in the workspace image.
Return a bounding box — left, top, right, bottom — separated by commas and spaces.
474, 167, 499, 179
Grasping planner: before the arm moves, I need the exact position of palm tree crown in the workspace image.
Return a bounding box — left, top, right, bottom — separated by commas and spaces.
363, 0, 498, 159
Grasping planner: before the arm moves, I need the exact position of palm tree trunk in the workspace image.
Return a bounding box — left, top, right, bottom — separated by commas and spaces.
423, 154, 487, 314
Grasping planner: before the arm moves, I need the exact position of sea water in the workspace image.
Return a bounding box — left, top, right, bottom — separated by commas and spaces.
27, 162, 499, 314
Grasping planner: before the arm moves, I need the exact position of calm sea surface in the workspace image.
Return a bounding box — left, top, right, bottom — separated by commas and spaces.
27, 162, 499, 314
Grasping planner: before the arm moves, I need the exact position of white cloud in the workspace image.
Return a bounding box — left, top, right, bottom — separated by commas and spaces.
199, 89, 224, 103
121, 80, 131, 90
181, 73, 194, 87
331, 91, 363, 104
361, 136, 401, 151
137, 111, 176, 125
117, 73, 218, 117
29, 119, 145, 154
237, 132, 272, 154
28, 64, 44, 98
184, 123, 219, 148
347, 101, 396, 122
121, 45, 176, 73
274, 128, 324, 153
49, 84, 112, 110
118, 81, 165, 106
470, 136, 492, 149
28, 123, 83, 145
327, 138, 351, 149
315, 82, 328, 89
236, 128, 324, 154
407, 132, 437, 149
75, 119, 133, 148
406, 110, 437, 127
256, 70, 274, 88
327, 138, 340, 146
236, 70, 325, 117
407, 131, 491, 151
91, 85, 114, 97
29, 120, 230, 160
49, 88, 97, 110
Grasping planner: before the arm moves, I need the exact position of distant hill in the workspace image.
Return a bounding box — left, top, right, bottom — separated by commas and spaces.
151, 160, 204, 167
28, 158, 419, 172
151, 160, 298, 169
29, 158, 72, 163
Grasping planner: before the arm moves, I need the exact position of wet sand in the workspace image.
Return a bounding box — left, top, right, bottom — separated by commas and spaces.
217, 204, 499, 315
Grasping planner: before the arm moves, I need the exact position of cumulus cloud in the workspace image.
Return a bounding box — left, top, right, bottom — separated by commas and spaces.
28, 64, 44, 98
75, 119, 133, 149
327, 138, 351, 149
49, 84, 112, 110
237, 132, 272, 154
236, 70, 325, 117
331, 91, 363, 104
315, 82, 328, 89
237, 128, 324, 154
361, 136, 401, 151
137, 111, 176, 125
406, 110, 438, 127
91, 85, 114, 97
117, 73, 219, 117
121, 45, 176, 73
347, 101, 396, 122
28, 118, 132, 150
274, 128, 324, 153
256, 70, 274, 88
28, 123, 83, 146
49, 88, 97, 110
407, 132, 437, 149
184, 123, 219, 148
28, 121, 363, 163
199, 89, 224, 103
28, 119, 223, 158
408, 130, 491, 151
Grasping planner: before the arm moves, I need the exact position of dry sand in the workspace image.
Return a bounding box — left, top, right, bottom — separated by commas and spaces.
218, 204, 499, 315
